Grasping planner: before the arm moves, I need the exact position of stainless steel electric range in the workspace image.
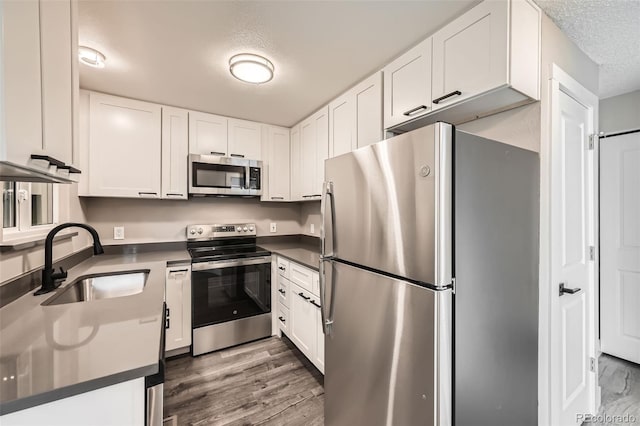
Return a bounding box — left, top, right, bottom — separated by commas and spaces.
187, 223, 272, 356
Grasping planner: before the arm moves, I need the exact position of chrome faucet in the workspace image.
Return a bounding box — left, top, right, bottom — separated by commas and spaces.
35, 223, 105, 296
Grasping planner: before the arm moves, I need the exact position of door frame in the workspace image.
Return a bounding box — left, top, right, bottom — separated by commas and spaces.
539, 63, 600, 424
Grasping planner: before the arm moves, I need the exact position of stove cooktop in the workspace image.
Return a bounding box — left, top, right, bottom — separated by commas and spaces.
188, 245, 270, 262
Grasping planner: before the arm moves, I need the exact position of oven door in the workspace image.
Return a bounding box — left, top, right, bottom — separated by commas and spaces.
191, 256, 271, 328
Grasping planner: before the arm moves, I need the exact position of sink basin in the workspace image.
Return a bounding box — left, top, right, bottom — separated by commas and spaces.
42, 269, 150, 306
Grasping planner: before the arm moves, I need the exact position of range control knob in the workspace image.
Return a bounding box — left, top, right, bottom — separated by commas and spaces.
243, 226, 248, 232
197, 227, 203, 235
249, 226, 255, 232
189, 229, 196, 235
237, 228, 242, 232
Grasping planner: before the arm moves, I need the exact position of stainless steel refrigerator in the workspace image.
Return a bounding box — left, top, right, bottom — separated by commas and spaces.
320, 122, 539, 426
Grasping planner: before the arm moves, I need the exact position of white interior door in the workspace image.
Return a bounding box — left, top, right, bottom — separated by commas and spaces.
601, 131, 640, 364
550, 84, 596, 425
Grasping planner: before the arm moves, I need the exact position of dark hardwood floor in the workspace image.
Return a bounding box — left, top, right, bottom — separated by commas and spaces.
164, 336, 324, 426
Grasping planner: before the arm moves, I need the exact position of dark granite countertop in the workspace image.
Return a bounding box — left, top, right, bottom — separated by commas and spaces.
0, 249, 189, 415
258, 236, 321, 271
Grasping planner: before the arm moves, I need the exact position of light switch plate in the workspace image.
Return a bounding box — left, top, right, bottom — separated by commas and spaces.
310, 224, 315, 234
114, 226, 125, 240
270, 223, 277, 233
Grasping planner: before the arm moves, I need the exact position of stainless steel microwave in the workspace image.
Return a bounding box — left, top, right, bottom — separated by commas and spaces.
189, 154, 262, 196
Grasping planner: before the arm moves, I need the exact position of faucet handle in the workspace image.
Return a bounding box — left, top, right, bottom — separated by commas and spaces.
52, 267, 68, 280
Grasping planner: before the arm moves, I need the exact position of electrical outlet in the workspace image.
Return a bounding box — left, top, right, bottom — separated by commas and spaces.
310, 224, 315, 234
270, 223, 277, 233
113, 226, 125, 240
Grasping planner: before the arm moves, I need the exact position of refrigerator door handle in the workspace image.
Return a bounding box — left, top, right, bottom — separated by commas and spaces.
319, 257, 335, 336
321, 181, 335, 258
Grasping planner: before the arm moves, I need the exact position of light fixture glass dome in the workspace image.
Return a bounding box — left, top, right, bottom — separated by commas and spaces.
78, 46, 106, 68
229, 53, 274, 84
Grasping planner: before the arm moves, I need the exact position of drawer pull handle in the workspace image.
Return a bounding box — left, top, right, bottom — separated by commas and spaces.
230, 154, 245, 158
278, 316, 286, 323
278, 288, 286, 295
433, 90, 462, 105
166, 193, 184, 197
278, 266, 286, 271
138, 192, 158, 197
298, 292, 310, 301
271, 197, 284, 200
302, 194, 321, 198
165, 318, 170, 329
310, 300, 321, 308
403, 105, 428, 116
210, 151, 226, 156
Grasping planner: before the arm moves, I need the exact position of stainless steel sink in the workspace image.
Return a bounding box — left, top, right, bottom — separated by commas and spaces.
42, 269, 150, 306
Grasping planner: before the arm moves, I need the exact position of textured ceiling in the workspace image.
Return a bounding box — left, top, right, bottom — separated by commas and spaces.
535, 0, 640, 99
78, 0, 479, 127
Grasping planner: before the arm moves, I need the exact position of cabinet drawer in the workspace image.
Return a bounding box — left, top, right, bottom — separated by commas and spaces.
276, 257, 290, 279
277, 275, 291, 308
290, 263, 314, 293
278, 303, 289, 333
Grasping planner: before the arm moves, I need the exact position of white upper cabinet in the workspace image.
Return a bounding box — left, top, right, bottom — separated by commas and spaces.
228, 118, 262, 160
432, 1, 508, 109
329, 93, 355, 158
262, 125, 290, 202
87, 92, 162, 198
300, 106, 328, 199
188, 111, 228, 156
354, 72, 383, 149
161, 107, 189, 200
383, 37, 433, 129
0, 0, 77, 178
290, 125, 302, 201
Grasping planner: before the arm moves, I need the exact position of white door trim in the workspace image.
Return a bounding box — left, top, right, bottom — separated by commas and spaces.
539, 63, 600, 425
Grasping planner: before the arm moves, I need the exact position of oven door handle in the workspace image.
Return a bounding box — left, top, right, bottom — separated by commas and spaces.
191, 256, 272, 271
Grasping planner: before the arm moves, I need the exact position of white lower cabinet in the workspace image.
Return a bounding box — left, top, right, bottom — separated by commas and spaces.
165, 265, 192, 352
277, 257, 324, 374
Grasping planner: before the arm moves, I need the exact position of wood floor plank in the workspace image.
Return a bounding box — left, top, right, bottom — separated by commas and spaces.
165, 336, 324, 426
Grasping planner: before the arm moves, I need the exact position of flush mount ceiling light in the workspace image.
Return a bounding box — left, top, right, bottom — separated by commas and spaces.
229, 53, 274, 84
78, 46, 106, 68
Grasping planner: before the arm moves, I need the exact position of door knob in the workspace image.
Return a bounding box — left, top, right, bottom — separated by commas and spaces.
559, 283, 581, 296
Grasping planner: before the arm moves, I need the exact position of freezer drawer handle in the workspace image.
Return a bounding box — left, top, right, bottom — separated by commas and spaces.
403, 105, 428, 116
433, 90, 462, 104
559, 283, 581, 296
310, 300, 321, 308
278, 288, 286, 295
297, 292, 310, 301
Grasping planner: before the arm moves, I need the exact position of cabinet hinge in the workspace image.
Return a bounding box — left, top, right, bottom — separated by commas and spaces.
590, 357, 596, 373
588, 134, 597, 150
589, 245, 595, 261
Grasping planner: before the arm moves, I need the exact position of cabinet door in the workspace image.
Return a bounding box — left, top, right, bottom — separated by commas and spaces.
289, 282, 316, 360
329, 92, 355, 158
39, 0, 73, 166
354, 72, 383, 149
432, 1, 508, 110
383, 37, 432, 129
266, 126, 290, 201
88, 92, 161, 198
161, 107, 188, 199
290, 125, 302, 201
228, 118, 262, 160
300, 107, 328, 199
165, 266, 192, 352
300, 117, 317, 199
188, 111, 228, 155
1, 0, 43, 166
315, 107, 329, 197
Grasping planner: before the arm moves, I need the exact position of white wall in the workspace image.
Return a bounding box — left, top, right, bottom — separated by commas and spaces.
83, 197, 302, 245
600, 90, 640, 134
